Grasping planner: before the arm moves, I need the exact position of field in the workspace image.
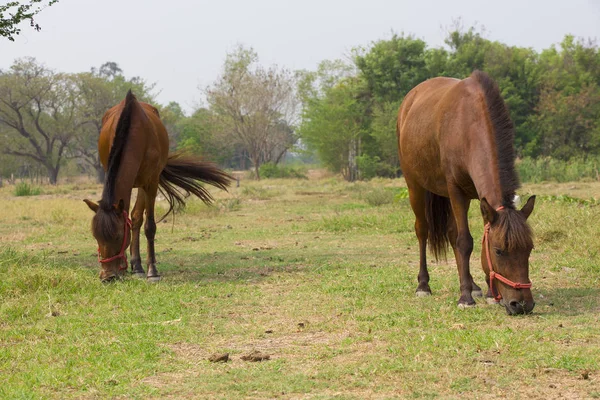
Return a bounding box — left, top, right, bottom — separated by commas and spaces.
1, 174, 599, 399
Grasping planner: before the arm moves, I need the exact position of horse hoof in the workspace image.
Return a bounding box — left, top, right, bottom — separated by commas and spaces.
472, 290, 483, 298
458, 303, 476, 309
416, 290, 431, 297
486, 297, 500, 305
147, 275, 161, 283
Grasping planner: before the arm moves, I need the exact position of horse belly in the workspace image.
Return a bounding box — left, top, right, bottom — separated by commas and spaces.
399, 118, 449, 196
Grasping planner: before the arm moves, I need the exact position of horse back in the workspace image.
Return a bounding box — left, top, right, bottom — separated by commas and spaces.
98, 98, 170, 186
397, 77, 462, 194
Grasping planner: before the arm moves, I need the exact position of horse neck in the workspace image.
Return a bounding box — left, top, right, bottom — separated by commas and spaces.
467, 113, 506, 210
111, 143, 143, 213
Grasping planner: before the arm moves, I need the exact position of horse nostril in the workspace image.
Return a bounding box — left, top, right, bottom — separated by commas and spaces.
102, 275, 117, 283
508, 301, 524, 314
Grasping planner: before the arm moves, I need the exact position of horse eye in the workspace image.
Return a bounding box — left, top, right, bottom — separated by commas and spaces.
494, 248, 505, 257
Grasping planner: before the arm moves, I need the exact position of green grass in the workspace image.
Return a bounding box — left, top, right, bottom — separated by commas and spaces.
0, 177, 599, 399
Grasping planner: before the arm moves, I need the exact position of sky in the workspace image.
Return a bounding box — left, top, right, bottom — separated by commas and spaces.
1, 0, 599, 114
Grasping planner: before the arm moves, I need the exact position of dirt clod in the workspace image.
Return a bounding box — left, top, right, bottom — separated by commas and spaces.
240, 350, 270, 362
581, 370, 590, 380
208, 353, 230, 363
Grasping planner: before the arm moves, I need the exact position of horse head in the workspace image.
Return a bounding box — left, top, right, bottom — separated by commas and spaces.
480, 196, 536, 315
84, 198, 131, 282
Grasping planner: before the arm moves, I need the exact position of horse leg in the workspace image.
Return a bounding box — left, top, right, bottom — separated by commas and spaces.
447, 208, 482, 298
407, 184, 431, 296
129, 189, 146, 277
448, 187, 476, 307
143, 183, 161, 282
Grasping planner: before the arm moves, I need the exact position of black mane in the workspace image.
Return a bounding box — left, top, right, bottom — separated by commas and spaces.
99, 90, 135, 211
471, 70, 521, 208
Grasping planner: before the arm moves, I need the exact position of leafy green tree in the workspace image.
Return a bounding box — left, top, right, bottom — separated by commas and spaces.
176, 107, 236, 167
354, 33, 429, 104
1, 0, 58, 41
531, 83, 600, 159
523, 36, 600, 158
298, 66, 368, 181
369, 100, 401, 175
157, 101, 185, 149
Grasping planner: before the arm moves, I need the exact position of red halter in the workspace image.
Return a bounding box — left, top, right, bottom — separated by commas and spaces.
97, 211, 132, 271
483, 206, 532, 301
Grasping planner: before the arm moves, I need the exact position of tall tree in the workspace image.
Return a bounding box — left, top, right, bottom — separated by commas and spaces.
298, 59, 369, 181
0, 58, 80, 184
1, 0, 58, 41
354, 33, 429, 104
206, 45, 298, 179
157, 101, 185, 150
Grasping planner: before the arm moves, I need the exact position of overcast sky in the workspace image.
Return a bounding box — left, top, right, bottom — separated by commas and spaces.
1, 0, 599, 113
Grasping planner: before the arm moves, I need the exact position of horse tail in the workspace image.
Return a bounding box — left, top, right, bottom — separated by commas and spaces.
425, 191, 451, 261
158, 152, 233, 220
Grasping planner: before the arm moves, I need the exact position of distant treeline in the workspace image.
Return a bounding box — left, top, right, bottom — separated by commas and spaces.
1, 26, 599, 183
298, 27, 600, 180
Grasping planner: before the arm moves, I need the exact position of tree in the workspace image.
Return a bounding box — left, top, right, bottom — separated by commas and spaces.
1, 1, 58, 41
176, 107, 237, 167
354, 33, 429, 104
157, 101, 185, 150
206, 45, 299, 179
0, 58, 82, 184
531, 83, 600, 159
298, 59, 369, 181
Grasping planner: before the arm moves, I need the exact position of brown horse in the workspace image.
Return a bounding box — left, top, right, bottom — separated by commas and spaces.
397, 71, 536, 315
84, 91, 232, 281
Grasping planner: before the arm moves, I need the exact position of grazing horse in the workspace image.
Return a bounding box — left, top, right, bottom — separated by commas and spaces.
397, 71, 536, 315
84, 91, 232, 281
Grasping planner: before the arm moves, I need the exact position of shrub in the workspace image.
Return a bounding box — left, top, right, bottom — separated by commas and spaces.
14, 183, 42, 196
517, 157, 600, 183
258, 162, 307, 179
362, 187, 396, 206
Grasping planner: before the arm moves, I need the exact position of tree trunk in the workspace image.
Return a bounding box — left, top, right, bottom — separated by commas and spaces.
96, 165, 106, 184
47, 165, 59, 185
254, 162, 261, 180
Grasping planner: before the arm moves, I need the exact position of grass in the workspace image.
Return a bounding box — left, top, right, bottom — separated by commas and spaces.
14, 182, 42, 196
0, 176, 599, 399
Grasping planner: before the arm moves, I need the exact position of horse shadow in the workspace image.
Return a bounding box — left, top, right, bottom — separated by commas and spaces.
532, 287, 600, 316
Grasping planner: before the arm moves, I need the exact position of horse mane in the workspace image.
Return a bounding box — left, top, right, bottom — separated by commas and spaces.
100, 90, 136, 210
492, 209, 533, 252
471, 70, 521, 208
93, 90, 136, 242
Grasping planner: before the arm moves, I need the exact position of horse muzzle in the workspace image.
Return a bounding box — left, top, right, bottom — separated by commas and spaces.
504, 299, 535, 315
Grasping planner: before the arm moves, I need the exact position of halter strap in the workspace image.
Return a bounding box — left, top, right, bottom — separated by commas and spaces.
97, 210, 132, 271
483, 205, 532, 301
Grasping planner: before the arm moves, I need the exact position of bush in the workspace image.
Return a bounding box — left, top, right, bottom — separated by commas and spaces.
362, 187, 395, 206
14, 183, 42, 196
517, 157, 600, 183
258, 162, 307, 179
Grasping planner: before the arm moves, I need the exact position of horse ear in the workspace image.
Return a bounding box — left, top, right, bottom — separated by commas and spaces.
480, 198, 498, 224
84, 199, 99, 213
521, 195, 536, 220
115, 199, 125, 213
